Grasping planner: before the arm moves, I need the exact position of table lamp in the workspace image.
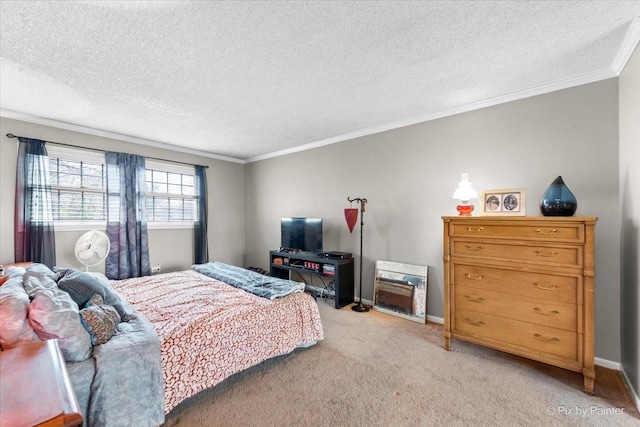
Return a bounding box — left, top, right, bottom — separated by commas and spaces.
453, 173, 478, 216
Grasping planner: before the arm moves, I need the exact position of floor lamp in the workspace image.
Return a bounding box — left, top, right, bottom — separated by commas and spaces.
345, 197, 369, 312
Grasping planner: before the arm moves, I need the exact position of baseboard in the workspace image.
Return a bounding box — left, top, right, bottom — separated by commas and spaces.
359, 299, 445, 324
427, 315, 444, 324
595, 357, 621, 370
621, 365, 640, 413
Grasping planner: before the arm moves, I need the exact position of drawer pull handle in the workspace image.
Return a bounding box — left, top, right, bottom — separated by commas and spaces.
464, 295, 484, 303
533, 307, 560, 316
465, 245, 484, 251
465, 226, 484, 232
465, 273, 484, 281
536, 228, 558, 235
464, 318, 485, 327
534, 333, 559, 344
534, 282, 558, 291
534, 250, 558, 257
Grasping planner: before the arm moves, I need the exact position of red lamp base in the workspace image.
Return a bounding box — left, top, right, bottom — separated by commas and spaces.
456, 204, 474, 216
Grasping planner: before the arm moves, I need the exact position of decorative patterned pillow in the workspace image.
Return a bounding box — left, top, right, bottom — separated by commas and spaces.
28, 285, 92, 362
87, 272, 135, 319
54, 268, 130, 322
0, 276, 40, 350
80, 294, 121, 345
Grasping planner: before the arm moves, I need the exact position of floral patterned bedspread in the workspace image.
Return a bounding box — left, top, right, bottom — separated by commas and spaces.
111, 269, 324, 413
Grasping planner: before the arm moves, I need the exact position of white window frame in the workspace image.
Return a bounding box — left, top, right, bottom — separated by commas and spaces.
144, 159, 196, 229
46, 146, 196, 231
47, 145, 106, 231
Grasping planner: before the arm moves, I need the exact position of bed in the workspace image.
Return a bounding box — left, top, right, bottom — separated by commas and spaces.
110, 267, 324, 415
0, 263, 323, 426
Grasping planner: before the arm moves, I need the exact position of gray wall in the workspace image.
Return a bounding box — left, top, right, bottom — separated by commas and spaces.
619, 44, 640, 400
245, 79, 621, 362
0, 78, 629, 370
0, 117, 246, 272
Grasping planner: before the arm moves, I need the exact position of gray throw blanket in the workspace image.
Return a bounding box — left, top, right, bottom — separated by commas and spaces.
192, 262, 305, 300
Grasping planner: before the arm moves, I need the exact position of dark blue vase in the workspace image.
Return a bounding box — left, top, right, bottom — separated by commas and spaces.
540, 176, 577, 216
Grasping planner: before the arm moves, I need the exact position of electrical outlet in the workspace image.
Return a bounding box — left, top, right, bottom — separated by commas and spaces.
151, 266, 161, 274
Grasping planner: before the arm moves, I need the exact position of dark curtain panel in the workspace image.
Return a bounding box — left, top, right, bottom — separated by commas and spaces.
105, 151, 150, 279
14, 138, 56, 268
194, 165, 209, 264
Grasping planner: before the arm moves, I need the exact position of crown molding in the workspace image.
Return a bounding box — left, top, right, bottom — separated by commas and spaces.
611, 18, 640, 75
0, 109, 245, 164
248, 20, 639, 163
246, 66, 617, 163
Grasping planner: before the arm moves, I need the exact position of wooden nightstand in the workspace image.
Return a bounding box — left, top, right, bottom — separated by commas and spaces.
0, 340, 83, 427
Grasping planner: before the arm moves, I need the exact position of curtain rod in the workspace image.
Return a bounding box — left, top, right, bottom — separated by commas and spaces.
5, 133, 209, 169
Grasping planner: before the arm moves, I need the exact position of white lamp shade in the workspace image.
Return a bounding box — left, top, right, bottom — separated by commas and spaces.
453, 173, 478, 201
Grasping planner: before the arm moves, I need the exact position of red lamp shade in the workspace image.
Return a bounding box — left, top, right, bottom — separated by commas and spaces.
344, 208, 358, 233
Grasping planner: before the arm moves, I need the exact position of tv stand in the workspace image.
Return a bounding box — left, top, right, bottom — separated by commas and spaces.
270, 250, 354, 309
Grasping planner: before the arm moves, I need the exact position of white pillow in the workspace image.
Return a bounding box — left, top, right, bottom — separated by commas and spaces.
22, 270, 58, 296
5, 266, 27, 278
28, 277, 92, 362
0, 276, 40, 350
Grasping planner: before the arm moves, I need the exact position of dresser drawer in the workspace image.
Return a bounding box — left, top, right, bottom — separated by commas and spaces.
452, 263, 579, 304
454, 285, 577, 331
454, 309, 578, 361
450, 222, 584, 243
452, 240, 582, 268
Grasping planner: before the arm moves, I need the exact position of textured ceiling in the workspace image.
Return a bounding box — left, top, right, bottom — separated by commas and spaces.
1, 1, 640, 162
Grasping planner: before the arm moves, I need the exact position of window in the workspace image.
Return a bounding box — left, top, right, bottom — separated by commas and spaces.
46, 146, 198, 227
47, 146, 106, 223
145, 161, 197, 223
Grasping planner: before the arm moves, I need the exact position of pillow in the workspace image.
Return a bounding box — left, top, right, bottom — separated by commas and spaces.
4, 266, 27, 279
79, 294, 121, 345
28, 286, 92, 362
54, 268, 130, 322
22, 271, 58, 296
26, 263, 56, 278
88, 272, 135, 319
0, 276, 41, 350
0, 263, 50, 282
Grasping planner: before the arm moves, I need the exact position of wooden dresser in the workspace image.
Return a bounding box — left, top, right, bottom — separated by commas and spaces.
442, 216, 597, 393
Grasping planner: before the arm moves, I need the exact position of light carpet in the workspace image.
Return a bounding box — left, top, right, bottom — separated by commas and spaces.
163, 299, 639, 426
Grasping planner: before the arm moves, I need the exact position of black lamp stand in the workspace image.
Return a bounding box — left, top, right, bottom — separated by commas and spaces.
348, 197, 369, 313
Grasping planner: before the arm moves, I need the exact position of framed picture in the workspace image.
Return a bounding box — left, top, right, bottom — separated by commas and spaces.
480, 188, 526, 216
373, 260, 428, 323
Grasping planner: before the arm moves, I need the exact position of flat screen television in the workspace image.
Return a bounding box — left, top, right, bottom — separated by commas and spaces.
280, 217, 323, 253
